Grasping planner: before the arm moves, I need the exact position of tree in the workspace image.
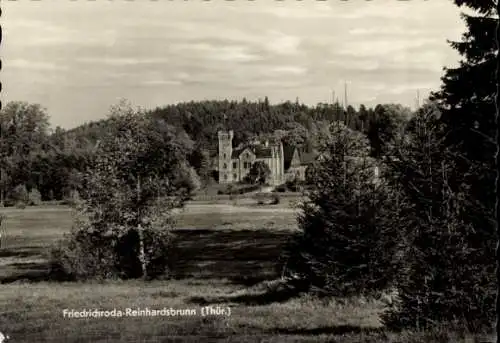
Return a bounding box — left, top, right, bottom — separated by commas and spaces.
367, 104, 411, 159
0, 101, 50, 204
382, 103, 496, 332
428, 0, 498, 333
51, 100, 196, 280
282, 122, 309, 147
246, 161, 271, 185
188, 144, 211, 185
281, 122, 402, 297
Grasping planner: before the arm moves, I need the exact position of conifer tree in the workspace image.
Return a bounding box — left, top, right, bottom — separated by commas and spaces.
382, 103, 496, 332
426, 0, 498, 332
281, 122, 402, 297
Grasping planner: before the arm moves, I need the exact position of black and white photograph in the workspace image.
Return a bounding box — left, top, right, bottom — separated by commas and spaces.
0, 0, 498, 342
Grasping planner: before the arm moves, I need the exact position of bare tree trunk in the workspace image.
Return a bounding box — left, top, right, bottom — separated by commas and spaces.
137, 223, 147, 279
136, 175, 147, 279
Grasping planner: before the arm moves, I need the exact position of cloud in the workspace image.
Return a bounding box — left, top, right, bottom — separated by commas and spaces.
1, 0, 465, 129
263, 31, 302, 56
75, 57, 170, 67
257, 3, 334, 19
7, 59, 68, 71
266, 65, 308, 76
169, 43, 263, 63
140, 80, 182, 86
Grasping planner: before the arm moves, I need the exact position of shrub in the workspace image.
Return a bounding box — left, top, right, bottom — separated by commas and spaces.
49, 229, 116, 281
28, 188, 42, 206
50, 215, 175, 281
274, 184, 287, 193
270, 195, 280, 205
15, 201, 26, 209
11, 184, 28, 205
218, 184, 261, 195
62, 189, 81, 206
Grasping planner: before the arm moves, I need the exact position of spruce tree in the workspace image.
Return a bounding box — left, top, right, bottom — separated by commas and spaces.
427, 0, 498, 332
281, 122, 402, 297
382, 103, 496, 332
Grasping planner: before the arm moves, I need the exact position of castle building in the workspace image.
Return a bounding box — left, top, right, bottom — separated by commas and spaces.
217, 130, 315, 186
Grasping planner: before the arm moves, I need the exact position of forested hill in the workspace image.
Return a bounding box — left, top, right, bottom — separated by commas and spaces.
0, 99, 411, 202
64, 98, 412, 157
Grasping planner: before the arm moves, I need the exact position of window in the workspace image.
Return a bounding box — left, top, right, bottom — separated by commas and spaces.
233, 173, 237, 179
224, 174, 227, 180
223, 153, 227, 159
233, 162, 237, 169
223, 163, 227, 169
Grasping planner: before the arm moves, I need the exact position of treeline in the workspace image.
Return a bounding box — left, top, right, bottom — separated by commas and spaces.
0, 98, 410, 205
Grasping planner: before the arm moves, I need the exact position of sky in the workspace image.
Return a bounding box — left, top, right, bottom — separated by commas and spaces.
1, 0, 467, 129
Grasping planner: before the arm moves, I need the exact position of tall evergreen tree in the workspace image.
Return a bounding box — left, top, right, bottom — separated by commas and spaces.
281, 123, 402, 297
430, 3, 497, 214
413, 0, 499, 331
383, 103, 496, 332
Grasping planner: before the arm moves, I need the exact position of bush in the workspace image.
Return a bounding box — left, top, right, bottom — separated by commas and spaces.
28, 188, 42, 206
49, 210, 175, 281
11, 184, 28, 206
15, 201, 26, 209
218, 184, 261, 195
62, 189, 81, 206
270, 195, 280, 204
274, 184, 287, 193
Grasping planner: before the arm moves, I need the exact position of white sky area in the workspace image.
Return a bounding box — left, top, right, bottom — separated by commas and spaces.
1, 0, 466, 129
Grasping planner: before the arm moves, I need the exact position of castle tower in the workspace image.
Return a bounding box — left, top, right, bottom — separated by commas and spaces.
270, 143, 282, 186
279, 141, 284, 184
218, 130, 234, 184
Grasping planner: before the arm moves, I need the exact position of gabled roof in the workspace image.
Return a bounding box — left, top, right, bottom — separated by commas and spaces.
232, 147, 255, 159
231, 147, 246, 159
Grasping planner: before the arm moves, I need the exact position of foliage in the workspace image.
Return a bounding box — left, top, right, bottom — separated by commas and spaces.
0, 97, 401, 201
28, 188, 42, 206
382, 103, 496, 332
424, 0, 498, 332
281, 122, 402, 297
246, 161, 271, 185
429, 3, 497, 280
63, 189, 81, 207
366, 104, 411, 158
11, 184, 29, 205
51, 100, 194, 281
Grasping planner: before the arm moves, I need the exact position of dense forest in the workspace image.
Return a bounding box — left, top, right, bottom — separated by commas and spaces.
0, 98, 411, 203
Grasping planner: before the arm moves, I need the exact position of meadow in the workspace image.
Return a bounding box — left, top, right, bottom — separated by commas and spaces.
0, 198, 490, 342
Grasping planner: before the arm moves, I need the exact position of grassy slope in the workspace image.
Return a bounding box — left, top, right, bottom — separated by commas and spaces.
0, 204, 490, 342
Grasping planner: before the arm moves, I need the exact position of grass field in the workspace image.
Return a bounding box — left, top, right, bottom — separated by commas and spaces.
0, 201, 490, 342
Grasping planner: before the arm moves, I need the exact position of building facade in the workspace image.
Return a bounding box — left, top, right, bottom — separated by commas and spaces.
217, 130, 315, 186
217, 130, 381, 186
